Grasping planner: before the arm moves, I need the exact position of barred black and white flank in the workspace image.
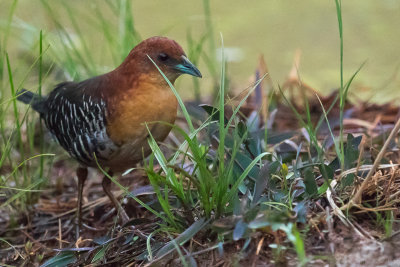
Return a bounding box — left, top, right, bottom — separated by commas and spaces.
17, 81, 116, 166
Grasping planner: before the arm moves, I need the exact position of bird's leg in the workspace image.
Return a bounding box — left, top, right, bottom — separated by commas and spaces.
76, 166, 88, 238
101, 172, 130, 224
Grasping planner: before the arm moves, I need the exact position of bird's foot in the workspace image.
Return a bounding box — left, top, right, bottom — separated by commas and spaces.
119, 206, 130, 226
75, 218, 83, 240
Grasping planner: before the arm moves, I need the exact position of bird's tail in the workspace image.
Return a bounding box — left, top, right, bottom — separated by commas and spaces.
16, 89, 46, 114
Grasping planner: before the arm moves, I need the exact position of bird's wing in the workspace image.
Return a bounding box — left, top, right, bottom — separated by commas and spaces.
44, 82, 118, 165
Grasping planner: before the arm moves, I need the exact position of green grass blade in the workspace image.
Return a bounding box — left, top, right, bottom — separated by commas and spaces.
218, 34, 226, 176
147, 55, 195, 133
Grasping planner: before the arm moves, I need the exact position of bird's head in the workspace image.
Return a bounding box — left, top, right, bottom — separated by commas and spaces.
119, 36, 202, 83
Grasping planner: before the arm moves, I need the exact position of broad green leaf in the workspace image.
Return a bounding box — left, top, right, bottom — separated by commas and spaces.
293, 201, 307, 224
341, 173, 355, 188
317, 181, 329, 195
40, 251, 77, 267
303, 168, 317, 196
319, 164, 334, 181
233, 219, 248, 241
91, 245, 108, 263
155, 218, 208, 258
344, 134, 361, 169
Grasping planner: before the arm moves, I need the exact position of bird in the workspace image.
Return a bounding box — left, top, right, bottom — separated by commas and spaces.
16, 36, 202, 233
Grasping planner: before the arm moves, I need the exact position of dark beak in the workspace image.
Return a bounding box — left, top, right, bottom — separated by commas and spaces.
174, 56, 202, 78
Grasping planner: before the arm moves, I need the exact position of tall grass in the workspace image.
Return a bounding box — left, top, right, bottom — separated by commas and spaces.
6, 53, 27, 187
335, 0, 346, 170
38, 30, 45, 181
1, 34, 52, 209
333, 0, 363, 171
1, 2, 53, 210
0, 0, 18, 164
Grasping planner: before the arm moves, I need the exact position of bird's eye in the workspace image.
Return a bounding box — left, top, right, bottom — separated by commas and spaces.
158, 53, 169, 62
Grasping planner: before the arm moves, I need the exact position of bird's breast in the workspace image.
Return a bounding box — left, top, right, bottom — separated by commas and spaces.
106, 81, 178, 151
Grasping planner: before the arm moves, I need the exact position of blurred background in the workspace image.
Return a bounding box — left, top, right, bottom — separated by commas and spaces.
1, 0, 400, 102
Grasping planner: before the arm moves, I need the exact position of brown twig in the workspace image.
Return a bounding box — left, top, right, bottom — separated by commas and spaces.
58, 218, 62, 249
343, 118, 400, 210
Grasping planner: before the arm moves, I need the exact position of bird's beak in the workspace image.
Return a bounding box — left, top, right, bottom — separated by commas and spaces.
174, 56, 202, 78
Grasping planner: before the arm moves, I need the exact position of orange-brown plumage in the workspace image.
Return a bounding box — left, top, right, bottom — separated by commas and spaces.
17, 36, 202, 229
105, 73, 178, 171
92, 37, 190, 171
